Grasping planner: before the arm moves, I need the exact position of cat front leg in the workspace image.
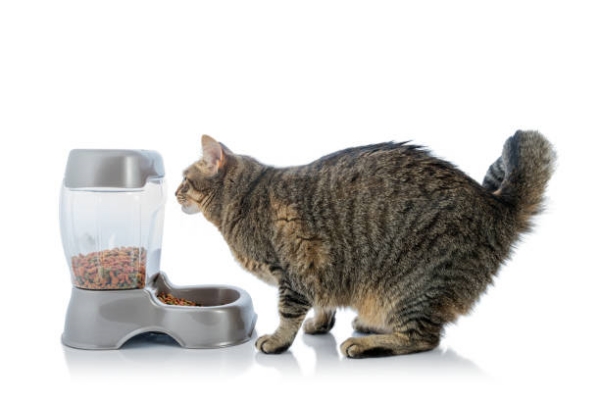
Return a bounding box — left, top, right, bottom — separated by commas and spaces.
256, 281, 312, 354
303, 307, 336, 334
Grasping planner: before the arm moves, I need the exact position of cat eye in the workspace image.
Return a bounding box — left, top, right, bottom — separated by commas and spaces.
183, 176, 201, 191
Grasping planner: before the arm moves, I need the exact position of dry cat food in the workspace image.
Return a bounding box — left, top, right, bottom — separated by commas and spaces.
71, 246, 147, 289
157, 292, 202, 307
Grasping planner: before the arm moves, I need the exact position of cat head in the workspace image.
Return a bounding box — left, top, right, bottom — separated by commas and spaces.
176, 135, 232, 220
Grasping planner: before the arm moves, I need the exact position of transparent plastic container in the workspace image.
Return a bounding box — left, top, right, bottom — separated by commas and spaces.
60, 150, 166, 290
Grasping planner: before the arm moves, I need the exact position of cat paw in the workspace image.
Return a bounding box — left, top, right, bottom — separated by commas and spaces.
303, 315, 335, 334
255, 334, 291, 354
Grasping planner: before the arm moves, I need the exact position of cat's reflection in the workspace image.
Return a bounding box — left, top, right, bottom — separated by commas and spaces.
254, 350, 303, 374
301, 332, 488, 379
253, 332, 487, 380
64, 330, 485, 380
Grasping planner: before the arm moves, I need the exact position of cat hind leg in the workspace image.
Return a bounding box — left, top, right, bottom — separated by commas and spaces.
341, 312, 443, 358
340, 329, 440, 358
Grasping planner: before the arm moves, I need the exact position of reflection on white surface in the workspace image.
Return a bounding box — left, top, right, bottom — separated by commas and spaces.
63, 328, 487, 383
63, 332, 257, 379
301, 333, 486, 379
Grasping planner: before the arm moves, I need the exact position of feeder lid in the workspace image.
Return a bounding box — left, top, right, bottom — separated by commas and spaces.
64, 149, 165, 189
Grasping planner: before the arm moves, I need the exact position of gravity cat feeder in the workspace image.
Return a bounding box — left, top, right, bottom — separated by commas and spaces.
60, 149, 256, 349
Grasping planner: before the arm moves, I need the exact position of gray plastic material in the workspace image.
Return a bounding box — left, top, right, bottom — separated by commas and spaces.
64, 149, 165, 189
62, 273, 257, 350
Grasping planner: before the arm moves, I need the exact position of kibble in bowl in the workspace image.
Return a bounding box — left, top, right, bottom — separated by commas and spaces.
71, 246, 147, 289
157, 292, 202, 307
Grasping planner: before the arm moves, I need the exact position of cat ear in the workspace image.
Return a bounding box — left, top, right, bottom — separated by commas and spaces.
201, 135, 225, 174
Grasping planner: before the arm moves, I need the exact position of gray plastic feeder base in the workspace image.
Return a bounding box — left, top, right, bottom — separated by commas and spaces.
62, 272, 257, 350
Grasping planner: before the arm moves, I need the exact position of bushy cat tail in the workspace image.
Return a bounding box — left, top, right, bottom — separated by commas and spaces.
483, 130, 556, 232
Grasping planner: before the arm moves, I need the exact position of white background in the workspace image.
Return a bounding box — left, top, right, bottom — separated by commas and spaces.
1, 1, 598, 398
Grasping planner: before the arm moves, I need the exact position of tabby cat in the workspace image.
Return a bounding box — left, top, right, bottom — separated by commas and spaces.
176, 131, 555, 358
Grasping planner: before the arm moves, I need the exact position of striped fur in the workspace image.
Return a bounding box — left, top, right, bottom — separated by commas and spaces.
176, 131, 556, 358
483, 157, 505, 192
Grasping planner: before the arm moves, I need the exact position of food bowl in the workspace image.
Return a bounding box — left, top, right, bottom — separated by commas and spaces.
62, 272, 257, 349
